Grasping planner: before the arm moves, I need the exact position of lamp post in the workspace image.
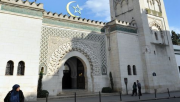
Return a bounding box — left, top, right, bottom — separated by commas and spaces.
124, 78, 128, 95
152, 72, 157, 93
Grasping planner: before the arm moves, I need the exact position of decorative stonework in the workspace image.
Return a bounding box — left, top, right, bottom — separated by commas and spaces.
43, 18, 103, 32
109, 25, 137, 33
43, 11, 106, 27
106, 19, 137, 33
113, 0, 129, 9
0, 0, 43, 9
146, 8, 162, 17
113, 0, 121, 9
149, 20, 162, 31
47, 40, 101, 76
40, 26, 107, 75
1, 5, 43, 17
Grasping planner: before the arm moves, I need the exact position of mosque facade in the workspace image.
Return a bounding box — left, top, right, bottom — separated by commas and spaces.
0, 0, 180, 101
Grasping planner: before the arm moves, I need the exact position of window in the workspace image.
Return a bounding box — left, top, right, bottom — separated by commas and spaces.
179, 66, 180, 73
5, 61, 14, 75
127, 65, 131, 75
154, 0, 160, 12
133, 65, 137, 75
17, 61, 25, 75
155, 32, 158, 40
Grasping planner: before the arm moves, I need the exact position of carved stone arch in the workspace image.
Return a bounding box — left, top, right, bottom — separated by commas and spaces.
149, 0, 153, 6
152, 0, 155, 4
114, 0, 121, 9
149, 21, 165, 43
120, 0, 128, 7
155, 0, 161, 5
153, 0, 161, 12
113, 0, 121, 16
47, 41, 101, 76
149, 21, 163, 32
130, 18, 137, 27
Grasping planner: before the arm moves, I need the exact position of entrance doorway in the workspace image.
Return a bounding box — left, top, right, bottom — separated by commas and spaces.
62, 57, 85, 89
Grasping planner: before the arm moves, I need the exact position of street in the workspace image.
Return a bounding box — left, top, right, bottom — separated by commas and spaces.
140, 98, 180, 102
31, 91, 180, 102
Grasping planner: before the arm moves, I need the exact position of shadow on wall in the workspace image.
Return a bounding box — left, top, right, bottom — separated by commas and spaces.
39, 30, 108, 96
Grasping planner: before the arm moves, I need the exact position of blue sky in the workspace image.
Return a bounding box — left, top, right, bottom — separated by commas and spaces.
30, 0, 180, 33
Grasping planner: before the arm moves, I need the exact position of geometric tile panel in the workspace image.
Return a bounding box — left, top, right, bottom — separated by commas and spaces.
47, 40, 101, 76
40, 26, 107, 75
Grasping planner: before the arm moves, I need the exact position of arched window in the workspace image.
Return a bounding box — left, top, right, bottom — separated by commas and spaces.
154, 0, 160, 12
17, 61, 25, 75
155, 32, 158, 40
5, 61, 14, 75
133, 65, 137, 75
127, 65, 131, 75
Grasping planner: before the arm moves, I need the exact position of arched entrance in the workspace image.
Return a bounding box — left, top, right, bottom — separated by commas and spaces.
62, 57, 85, 89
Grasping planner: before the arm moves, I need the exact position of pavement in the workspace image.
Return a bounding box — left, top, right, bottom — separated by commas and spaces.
30, 91, 180, 102
140, 99, 180, 102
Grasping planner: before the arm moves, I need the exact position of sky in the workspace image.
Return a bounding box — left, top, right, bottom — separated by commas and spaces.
29, 0, 180, 34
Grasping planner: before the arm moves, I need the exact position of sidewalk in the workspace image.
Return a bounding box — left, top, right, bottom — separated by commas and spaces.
31, 91, 180, 102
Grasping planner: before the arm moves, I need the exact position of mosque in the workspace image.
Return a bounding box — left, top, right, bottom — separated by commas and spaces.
0, 0, 180, 101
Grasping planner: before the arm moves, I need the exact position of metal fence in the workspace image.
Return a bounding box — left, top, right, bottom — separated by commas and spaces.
45, 88, 180, 102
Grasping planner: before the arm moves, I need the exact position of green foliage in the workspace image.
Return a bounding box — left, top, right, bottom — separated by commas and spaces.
102, 87, 112, 93
171, 30, 180, 45
38, 90, 49, 98
109, 72, 114, 91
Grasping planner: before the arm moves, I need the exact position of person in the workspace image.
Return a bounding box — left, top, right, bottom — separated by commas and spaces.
137, 80, 142, 96
131, 82, 137, 96
4, 84, 24, 102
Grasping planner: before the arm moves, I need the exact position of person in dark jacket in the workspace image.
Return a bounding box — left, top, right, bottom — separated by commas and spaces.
4, 84, 24, 102
131, 82, 137, 96
137, 80, 142, 96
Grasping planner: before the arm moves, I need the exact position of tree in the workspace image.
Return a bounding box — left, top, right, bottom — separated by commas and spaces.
171, 30, 180, 45
109, 72, 114, 91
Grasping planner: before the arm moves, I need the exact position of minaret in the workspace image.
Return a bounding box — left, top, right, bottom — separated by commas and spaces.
108, 0, 180, 93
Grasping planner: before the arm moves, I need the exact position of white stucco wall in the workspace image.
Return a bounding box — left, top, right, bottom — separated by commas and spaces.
173, 45, 180, 77
109, 30, 144, 94
116, 31, 145, 94
0, 11, 42, 101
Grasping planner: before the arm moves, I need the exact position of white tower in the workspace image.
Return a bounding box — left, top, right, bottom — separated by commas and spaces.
108, 0, 180, 93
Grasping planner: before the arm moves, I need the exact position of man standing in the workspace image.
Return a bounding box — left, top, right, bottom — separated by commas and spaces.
137, 80, 142, 96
